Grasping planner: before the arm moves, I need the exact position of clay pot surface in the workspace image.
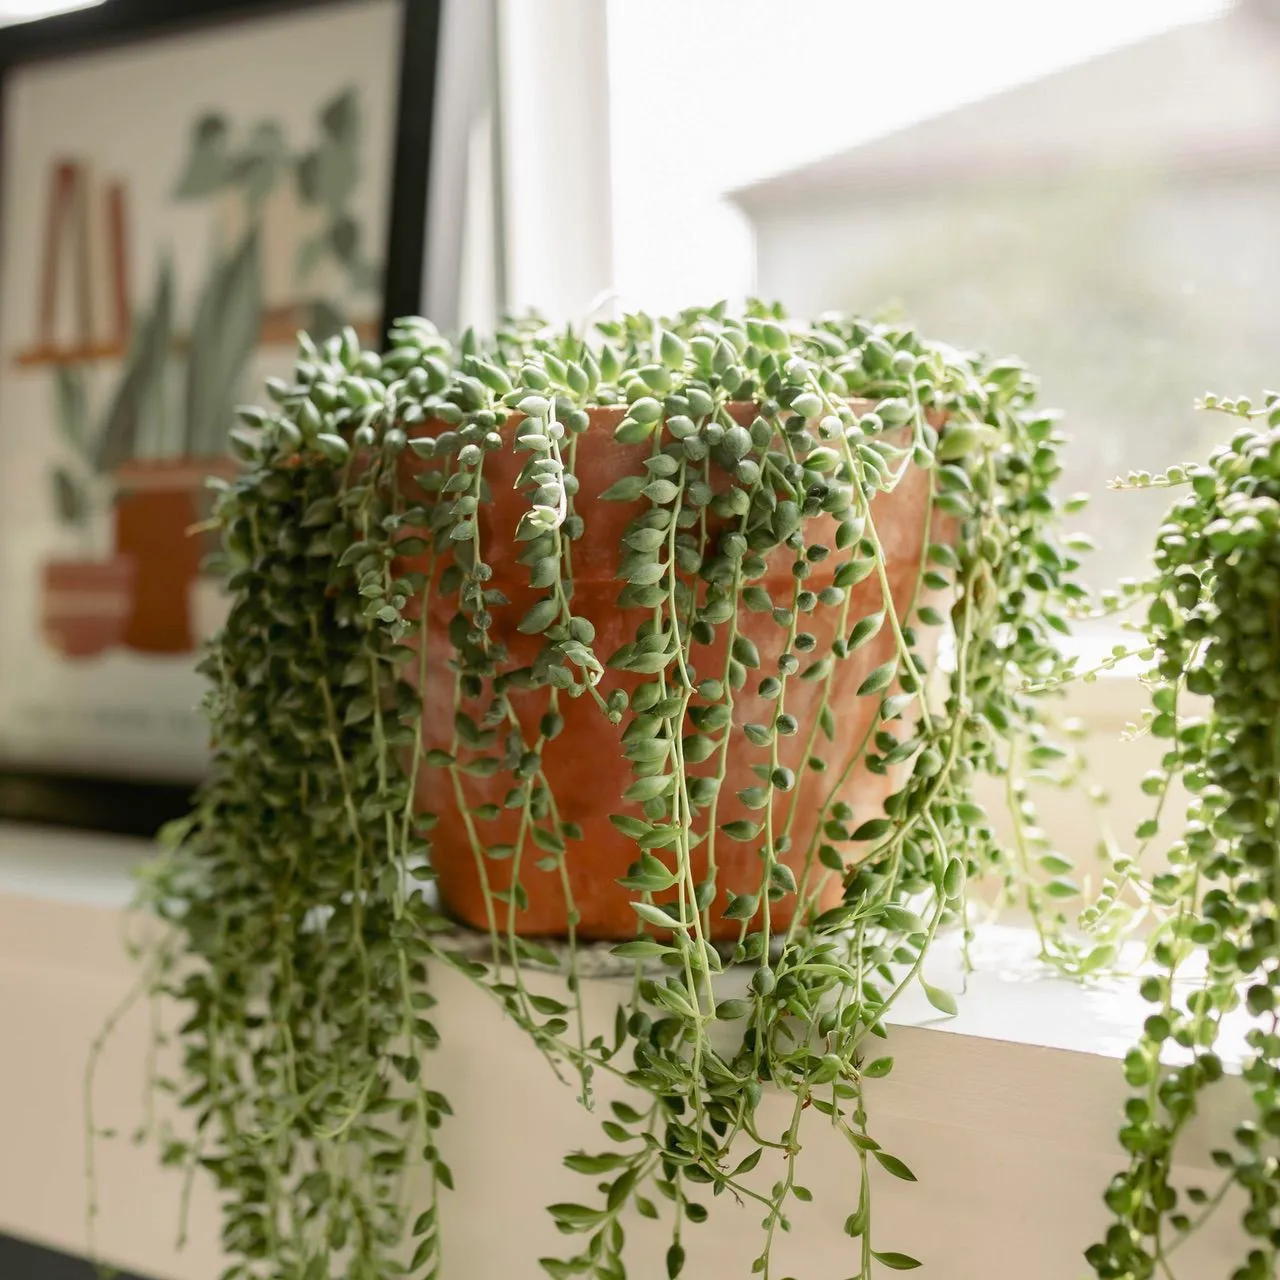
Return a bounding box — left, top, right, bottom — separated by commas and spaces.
40, 556, 136, 659
112, 458, 235, 655
400, 406, 948, 939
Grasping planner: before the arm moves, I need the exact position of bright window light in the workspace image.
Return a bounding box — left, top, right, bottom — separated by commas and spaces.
0, 0, 105, 26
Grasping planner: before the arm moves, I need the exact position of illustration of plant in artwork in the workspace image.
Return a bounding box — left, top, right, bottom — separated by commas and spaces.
39, 82, 378, 496
173, 85, 379, 344
35, 84, 380, 656
48, 260, 175, 535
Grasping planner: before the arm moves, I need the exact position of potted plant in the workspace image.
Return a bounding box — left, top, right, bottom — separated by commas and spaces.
115, 86, 382, 654
1088, 391, 1280, 1280
38, 333, 147, 660
39, 554, 134, 660
109, 231, 257, 654
94, 305, 1088, 1279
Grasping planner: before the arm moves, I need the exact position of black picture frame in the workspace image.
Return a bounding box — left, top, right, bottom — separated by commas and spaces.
0, 1230, 155, 1280
0, 0, 441, 836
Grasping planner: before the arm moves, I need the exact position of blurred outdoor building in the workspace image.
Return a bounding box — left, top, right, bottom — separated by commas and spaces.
604, 0, 1277, 591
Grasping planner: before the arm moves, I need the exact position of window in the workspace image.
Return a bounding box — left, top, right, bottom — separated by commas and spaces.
601, 0, 1268, 591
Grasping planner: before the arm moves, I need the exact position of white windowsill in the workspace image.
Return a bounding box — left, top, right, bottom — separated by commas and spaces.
0, 708, 1248, 1280
0, 818, 1248, 1071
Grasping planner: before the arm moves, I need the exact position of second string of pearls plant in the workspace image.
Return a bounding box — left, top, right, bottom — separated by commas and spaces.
1088, 392, 1280, 1280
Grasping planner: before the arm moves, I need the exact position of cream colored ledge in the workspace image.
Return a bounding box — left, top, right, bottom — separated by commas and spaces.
0, 820, 1251, 1280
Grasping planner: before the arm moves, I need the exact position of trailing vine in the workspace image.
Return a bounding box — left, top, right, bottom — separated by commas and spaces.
1088, 391, 1280, 1280
94, 304, 1087, 1279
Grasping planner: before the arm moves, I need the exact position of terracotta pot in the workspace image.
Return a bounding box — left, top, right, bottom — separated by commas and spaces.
111, 458, 235, 655
40, 556, 136, 659
401, 406, 947, 939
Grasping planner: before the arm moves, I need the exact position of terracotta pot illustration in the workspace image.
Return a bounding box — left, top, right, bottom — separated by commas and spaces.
112, 457, 235, 655
40, 556, 136, 659
400, 405, 951, 940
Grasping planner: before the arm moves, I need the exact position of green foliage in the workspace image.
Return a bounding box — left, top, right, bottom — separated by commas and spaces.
95, 258, 175, 471
51, 367, 91, 529
184, 228, 263, 457
172, 112, 233, 199
96, 304, 1086, 1280
1088, 390, 1280, 1280
295, 88, 378, 295
176, 84, 377, 335
49, 262, 176, 531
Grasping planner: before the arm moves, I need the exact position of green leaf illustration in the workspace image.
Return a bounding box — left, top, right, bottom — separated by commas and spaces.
184, 227, 263, 457
173, 112, 230, 199
94, 257, 174, 473
229, 120, 286, 212
51, 466, 88, 527
319, 86, 358, 143
53, 366, 88, 455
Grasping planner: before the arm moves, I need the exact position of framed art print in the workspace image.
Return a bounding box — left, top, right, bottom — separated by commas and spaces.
0, 0, 441, 830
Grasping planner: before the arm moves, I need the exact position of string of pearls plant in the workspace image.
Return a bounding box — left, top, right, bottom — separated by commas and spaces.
1088, 391, 1280, 1280
92, 304, 1088, 1279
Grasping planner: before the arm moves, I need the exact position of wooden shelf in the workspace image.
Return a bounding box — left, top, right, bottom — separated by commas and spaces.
14, 340, 125, 368
13, 311, 381, 369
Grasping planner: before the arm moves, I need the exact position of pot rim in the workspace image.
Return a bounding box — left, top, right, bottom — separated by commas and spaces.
111, 456, 238, 491
403, 396, 948, 437
42, 554, 136, 579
